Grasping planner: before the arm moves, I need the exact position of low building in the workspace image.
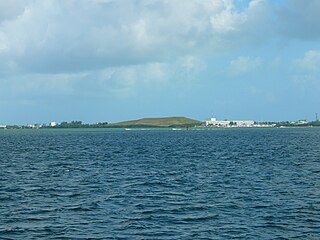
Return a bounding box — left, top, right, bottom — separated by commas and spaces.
205, 117, 254, 128
295, 120, 308, 125
0, 125, 6, 129
233, 120, 255, 127
50, 122, 57, 127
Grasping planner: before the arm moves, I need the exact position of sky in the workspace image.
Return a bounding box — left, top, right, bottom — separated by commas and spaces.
0, 0, 320, 124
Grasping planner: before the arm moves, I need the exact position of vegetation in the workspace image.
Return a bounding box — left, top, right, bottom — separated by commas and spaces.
312, 121, 320, 126
53, 121, 109, 128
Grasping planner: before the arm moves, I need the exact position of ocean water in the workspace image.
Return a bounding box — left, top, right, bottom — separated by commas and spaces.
0, 128, 320, 239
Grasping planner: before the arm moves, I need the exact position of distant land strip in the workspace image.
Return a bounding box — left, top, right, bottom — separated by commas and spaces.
1, 117, 320, 129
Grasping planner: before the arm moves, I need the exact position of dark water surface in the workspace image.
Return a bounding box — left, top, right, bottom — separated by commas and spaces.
1, 128, 320, 239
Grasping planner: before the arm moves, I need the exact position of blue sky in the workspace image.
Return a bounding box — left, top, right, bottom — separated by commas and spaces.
0, 0, 320, 124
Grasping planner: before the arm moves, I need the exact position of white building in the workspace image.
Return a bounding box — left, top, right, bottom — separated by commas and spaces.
205, 118, 254, 127
0, 125, 6, 129
50, 122, 57, 127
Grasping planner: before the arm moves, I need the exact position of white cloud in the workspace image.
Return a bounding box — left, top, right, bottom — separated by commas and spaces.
228, 56, 262, 76
178, 55, 206, 72
292, 50, 320, 89
1, 54, 205, 100
210, 0, 246, 33
94, 55, 205, 97
294, 50, 320, 72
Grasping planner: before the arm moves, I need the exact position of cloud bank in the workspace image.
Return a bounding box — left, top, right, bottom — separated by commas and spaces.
1, 0, 319, 75
1, 0, 320, 123
0, 0, 273, 74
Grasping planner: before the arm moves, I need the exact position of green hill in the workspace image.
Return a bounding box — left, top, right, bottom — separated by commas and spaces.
109, 117, 201, 128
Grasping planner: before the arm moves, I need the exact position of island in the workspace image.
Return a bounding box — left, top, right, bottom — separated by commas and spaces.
107, 117, 200, 128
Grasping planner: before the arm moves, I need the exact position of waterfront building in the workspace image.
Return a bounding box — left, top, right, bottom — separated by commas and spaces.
205, 118, 254, 127
50, 122, 57, 127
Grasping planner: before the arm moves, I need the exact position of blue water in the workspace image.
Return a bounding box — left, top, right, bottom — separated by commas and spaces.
0, 128, 320, 239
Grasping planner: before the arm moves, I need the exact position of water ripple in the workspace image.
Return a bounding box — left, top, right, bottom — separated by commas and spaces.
1, 128, 320, 239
